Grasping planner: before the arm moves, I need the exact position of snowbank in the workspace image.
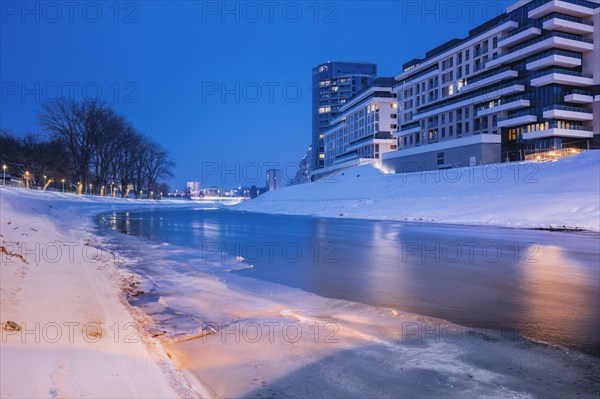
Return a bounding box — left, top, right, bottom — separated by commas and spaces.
235, 151, 600, 231
0, 188, 199, 398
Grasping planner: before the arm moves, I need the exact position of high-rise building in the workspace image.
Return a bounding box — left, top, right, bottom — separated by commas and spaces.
312, 62, 377, 174
382, 0, 599, 173
266, 169, 282, 191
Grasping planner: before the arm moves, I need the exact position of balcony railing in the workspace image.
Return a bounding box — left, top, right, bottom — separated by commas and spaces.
502, 109, 538, 121
501, 22, 542, 40
567, 89, 593, 96
526, 49, 582, 63
530, 67, 593, 79
476, 95, 529, 112
543, 104, 593, 113
540, 12, 594, 25
508, 32, 592, 54
468, 66, 516, 85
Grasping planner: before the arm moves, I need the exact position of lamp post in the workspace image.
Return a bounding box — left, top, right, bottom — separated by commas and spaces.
2, 164, 6, 185
89, 183, 93, 195
61, 179, 65, 192
24, 171, 30, 189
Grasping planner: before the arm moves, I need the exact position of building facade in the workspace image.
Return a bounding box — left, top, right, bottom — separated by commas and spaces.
266, 169, 282, 191
186, 181, 200, 196
321, 78, 399, 173
312, 62, 377, 173
382, 0, 599, 173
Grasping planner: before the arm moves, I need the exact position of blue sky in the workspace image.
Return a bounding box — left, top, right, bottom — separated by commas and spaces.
1, 1, 511, 188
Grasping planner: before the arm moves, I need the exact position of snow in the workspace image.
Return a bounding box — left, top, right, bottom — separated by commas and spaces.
1, 154, 600, 398
235, 151, 600, 231
0, 188, 200, 398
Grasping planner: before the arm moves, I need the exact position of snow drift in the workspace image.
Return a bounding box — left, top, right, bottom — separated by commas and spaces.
235, 151, 600, 231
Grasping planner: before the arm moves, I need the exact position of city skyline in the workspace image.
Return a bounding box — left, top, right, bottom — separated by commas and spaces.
1, 1, 503, 188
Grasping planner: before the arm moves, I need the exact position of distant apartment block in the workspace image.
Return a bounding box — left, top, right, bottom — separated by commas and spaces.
186, 181, 200, 196
312, 61, 377, 174
266, 169, 282, 191
383, 0, 600, 173
317, 78, 399, 177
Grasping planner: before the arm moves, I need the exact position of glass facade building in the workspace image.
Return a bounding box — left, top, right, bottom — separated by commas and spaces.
311, 62, 377, 174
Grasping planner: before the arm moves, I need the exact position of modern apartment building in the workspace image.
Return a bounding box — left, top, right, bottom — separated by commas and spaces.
312, 62, 377, 174
382, 0, 600, 173
320, 78, 399, 175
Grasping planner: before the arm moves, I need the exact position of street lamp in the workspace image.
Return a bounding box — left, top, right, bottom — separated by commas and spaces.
24, 171, 30, 189
89, 183, 93, 195
2, 164, 6, 185
61, 179, 65, 192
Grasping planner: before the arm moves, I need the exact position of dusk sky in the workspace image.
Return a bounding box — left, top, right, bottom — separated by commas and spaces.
1, 1, 511, 188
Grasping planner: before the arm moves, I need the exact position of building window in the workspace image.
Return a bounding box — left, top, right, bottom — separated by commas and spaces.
449, 126, 454, 136
466, 64, 470, 75
437, 152, 444, 166
466, 49, 470, 60
465, 107, 469, 118
493, 37, 498, 49
441, 127, 446, 138
465, 122, 470, 133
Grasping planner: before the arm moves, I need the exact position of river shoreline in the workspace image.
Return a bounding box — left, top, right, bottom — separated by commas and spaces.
2, 187, 600, 398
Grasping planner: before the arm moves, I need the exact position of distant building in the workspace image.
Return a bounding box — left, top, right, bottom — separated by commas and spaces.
186, 181, 200, 196
266, 169, 282, 191
312, 62, 377, 173
318, 78, 399, 177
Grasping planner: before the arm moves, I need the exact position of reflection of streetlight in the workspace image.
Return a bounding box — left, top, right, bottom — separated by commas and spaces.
2, 164, 6, 185
61, 179, 66, 192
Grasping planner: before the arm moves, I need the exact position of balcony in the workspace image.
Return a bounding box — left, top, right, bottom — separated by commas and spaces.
396, 123, 420, 136
526, 51, 582, 70
564, 90, 594, 103
477, 98, 531, 117
543, 105, 594, 121
531, 69, 594, 87
542, 14, 594, 35
487, 32, 593, 68
529, 0, 596, 19
523, 122, 594, 140
498, 26, 542, 48
461, 68, 519, 93
497, 112, 538, 128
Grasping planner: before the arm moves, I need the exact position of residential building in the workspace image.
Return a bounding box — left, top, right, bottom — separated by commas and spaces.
266, 169, 282, 191
312, 61, 377, 173
186, 181, 200, 196
318, 78, 398, 177
382, 0, 599, 173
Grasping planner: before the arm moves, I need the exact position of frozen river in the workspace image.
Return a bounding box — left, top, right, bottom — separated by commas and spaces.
100, 207, 600, 356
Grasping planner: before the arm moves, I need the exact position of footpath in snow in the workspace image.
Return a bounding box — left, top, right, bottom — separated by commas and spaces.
235, 151, 600, 231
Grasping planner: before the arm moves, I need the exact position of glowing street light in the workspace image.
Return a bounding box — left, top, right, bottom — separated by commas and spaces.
89, 183, 93, 195
61, 179, 66, 192
24, 171, 30, 189
2, 164, 6, 185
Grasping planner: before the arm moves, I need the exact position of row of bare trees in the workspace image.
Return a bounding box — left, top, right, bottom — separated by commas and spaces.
1, 98, 174, 197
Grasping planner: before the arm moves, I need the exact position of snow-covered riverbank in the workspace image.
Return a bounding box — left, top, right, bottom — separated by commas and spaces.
235, 151, 600, 231
0, 188, 199, 398
2, 182, 600, 398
